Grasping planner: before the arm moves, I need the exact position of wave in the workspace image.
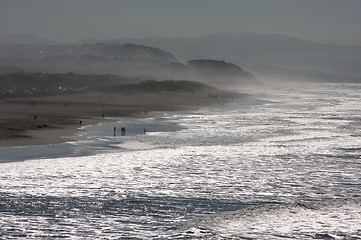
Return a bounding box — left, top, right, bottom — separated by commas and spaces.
176, 198, 361, 239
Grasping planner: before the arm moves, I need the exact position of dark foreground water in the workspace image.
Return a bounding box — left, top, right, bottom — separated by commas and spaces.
1, 83, 361, 239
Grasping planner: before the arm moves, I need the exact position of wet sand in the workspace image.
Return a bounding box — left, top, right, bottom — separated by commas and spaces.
0, 90, 240, 147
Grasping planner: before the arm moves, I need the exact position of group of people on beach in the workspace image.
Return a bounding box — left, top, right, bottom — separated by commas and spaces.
113, 127, 146, 136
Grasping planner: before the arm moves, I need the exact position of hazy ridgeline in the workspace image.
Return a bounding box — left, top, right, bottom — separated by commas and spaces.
2, 32, 361, 88
0, 40, 257, 89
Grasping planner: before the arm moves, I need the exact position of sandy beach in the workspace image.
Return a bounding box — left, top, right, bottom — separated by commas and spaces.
0, 89, 240, 147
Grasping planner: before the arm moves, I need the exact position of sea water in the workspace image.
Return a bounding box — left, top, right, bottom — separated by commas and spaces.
0, 83, 361, 239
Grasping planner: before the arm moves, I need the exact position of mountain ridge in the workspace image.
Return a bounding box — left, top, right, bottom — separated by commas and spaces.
0, 40, 258, 87
85, 31, 361, 78
2, 32, 360, 82
2, 32, 361, 47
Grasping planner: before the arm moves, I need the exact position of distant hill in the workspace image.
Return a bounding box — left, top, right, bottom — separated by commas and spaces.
0, 39, 258, 87
184, 59, 257, 86
101, 31, 361, 79
0, 42, 179, 63
0, 72, 236, 98
0, 42, 180, 79
4, 32, 361, 82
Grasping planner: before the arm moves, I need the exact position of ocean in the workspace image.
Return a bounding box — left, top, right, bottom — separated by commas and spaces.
1, 83, 360, 239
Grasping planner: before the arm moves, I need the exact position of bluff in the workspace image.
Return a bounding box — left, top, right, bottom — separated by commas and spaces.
182, 59, 257, 87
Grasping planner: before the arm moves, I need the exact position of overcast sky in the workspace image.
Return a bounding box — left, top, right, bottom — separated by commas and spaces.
1, 0, 360, 45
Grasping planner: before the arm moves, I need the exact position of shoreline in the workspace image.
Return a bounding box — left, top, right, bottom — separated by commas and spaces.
0, 90, 241, 148
0, 117, 101, 148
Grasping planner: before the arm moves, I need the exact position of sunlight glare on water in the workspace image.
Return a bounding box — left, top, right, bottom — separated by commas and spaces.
0, 83, 361, 239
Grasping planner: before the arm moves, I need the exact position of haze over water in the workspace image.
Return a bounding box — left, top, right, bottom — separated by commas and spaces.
1, 83, 360, 239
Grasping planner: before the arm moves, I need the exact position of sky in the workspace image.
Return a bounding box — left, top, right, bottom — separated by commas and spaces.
0, 0, 361, 45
